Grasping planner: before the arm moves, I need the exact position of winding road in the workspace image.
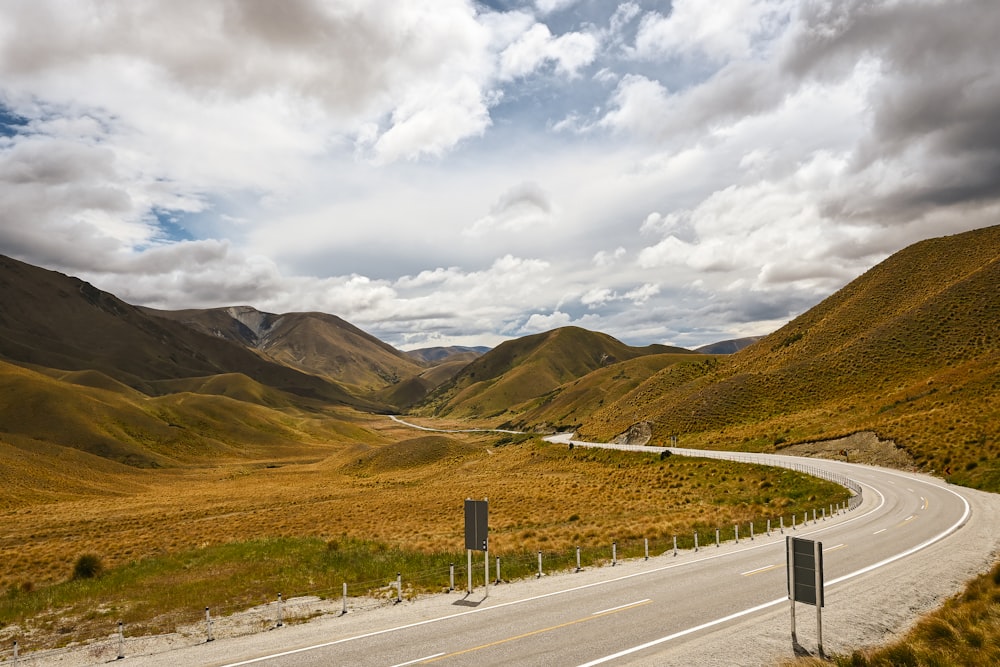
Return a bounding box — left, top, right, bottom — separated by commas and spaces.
132, 434, 1000, 667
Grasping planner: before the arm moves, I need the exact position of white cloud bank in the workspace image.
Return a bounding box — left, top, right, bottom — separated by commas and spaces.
1, 0, 998, 350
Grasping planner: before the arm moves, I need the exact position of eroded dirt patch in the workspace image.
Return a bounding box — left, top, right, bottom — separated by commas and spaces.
779, 431, 917, 470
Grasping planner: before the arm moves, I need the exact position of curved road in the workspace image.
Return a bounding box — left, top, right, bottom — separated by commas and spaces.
135, 439, 1000, 667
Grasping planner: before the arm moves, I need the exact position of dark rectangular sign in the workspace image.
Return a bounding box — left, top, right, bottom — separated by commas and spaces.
787, 537, 824, 607
464, 499, 488, 551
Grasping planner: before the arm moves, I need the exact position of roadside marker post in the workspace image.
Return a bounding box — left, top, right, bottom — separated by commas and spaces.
117, 621, 125, 660
205, 607, 214, 643
464, 498, 489, 595
787, 536, 825, 656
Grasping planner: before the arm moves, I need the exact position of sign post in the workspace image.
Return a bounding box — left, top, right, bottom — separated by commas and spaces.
786, 536, 824, 655
464, 499, 489, 596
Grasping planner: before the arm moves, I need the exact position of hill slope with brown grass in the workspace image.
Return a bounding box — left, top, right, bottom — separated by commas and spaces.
415, 326, 690, 418
577, 225, 1000, 490
0, 357, 376, 473
146, 305, 424, 393
0, 255, 372, 408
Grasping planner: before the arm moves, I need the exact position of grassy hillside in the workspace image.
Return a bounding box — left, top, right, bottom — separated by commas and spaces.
0, 358, 375, 472
498, 353, 714, 434
577, 225, 1000, 490
417, 326, 689, 418
0, 255, 369, 407
148, 306, 424, 393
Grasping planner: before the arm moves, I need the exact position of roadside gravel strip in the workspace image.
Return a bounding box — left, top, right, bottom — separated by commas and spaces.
27, 428, 1000, 666
549, 435, 1000, 666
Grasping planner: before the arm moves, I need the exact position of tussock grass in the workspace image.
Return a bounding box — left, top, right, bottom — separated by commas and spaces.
573, 225, 1000, 492
788, 560, 1000, 667
0, 420, 848, 650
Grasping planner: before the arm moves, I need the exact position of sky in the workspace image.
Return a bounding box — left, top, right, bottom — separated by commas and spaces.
1, 0, 998, 351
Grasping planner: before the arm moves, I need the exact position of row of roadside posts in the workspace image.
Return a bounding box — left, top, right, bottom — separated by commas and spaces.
469, 498, 827, 658
5, 500, 828, 664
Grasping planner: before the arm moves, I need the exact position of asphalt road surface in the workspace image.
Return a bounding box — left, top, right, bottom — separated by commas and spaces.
124, 443, 998, 667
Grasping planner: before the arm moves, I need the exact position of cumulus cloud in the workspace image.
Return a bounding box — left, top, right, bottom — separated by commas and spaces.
634, 0, 790, 63
464, 181, 554, 237
499, 23, 599, 80
519, 310, 573, 334
1, 0, 997, 352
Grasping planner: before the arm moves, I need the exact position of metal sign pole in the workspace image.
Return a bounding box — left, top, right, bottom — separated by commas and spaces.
484, 544, 489, 598
787, 536, 797, 644
467, 549, 472, 594
815, 539, 823, 655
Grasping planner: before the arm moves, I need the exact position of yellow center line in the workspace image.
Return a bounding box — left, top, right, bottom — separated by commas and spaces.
825, 543, 847, 552
421, 599, 653, 663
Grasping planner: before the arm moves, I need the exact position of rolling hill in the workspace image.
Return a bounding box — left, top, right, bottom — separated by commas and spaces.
405, 345, 490, 364
415, 326, 691, 418
574, 225, 1000, 489
0, 255, 370, 407
145, 305, 425, 392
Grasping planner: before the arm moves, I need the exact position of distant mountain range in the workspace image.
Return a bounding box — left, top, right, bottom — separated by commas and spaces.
695, 337, 762, 354
0, 224, 997, 486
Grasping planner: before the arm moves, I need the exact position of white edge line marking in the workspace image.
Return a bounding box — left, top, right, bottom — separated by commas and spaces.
221, 463, 888, 667
873, 528, 887, 534
222, 449, 970, 667
577, 473, 971, 666
391, 653, 445, 667
593, 599, 650, 615
221, 480, 887, 667
576, 597, 787, 667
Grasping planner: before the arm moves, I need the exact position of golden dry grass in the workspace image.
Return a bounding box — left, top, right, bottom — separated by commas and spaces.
0, 415, 845, 589
787, 560, 1000, 667
0, 411, 849, 654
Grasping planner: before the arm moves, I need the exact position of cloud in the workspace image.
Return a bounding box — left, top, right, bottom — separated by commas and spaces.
519, 310, 573, 334
634, 0, 791, 63
593, 246, 625, 267
1, 0, 998, 354
782, 0, 1000, 222
464, 181, 554, 237
0, 0, 504, 165
535, 0, 580, 15
499, 23, 599, 80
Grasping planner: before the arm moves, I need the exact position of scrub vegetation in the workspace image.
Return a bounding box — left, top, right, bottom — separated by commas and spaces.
0, 417, 848, 650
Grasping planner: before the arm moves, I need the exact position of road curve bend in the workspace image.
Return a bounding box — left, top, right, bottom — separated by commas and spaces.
131, 436, 1000, 667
